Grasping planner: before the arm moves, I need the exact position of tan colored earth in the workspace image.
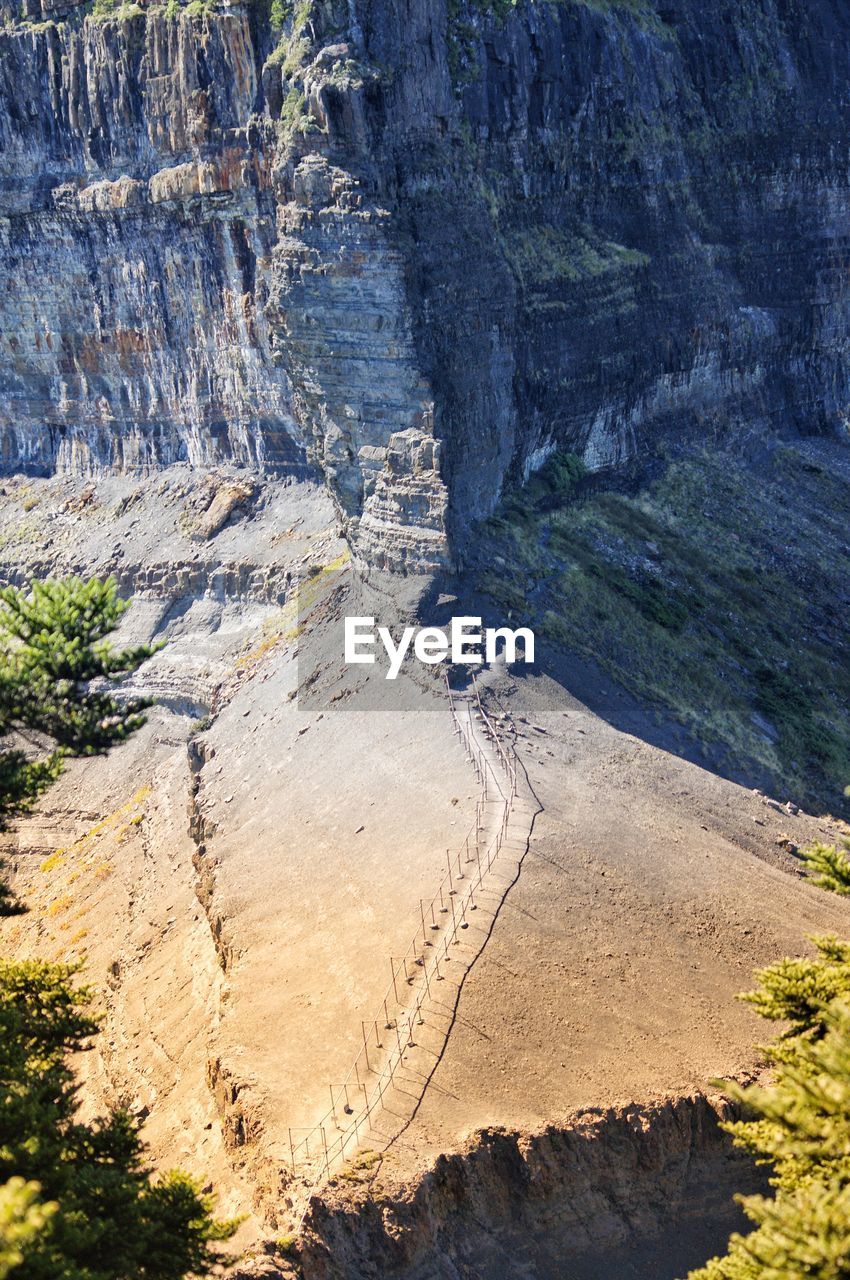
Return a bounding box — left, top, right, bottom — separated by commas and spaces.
2, 471, 849, 1274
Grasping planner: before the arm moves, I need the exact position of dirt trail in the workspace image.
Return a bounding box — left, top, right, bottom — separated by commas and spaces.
287, 672, 542, 1221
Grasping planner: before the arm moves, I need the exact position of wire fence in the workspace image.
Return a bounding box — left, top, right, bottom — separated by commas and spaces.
286, 669, 527, 1193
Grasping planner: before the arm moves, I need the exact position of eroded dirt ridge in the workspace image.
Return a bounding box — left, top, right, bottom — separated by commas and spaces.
294, 1093, 764, 1280
287, 673, 542, 1219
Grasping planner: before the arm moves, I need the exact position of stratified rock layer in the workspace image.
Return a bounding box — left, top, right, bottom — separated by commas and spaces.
296, 1095, 763, 1280
1, 0, 850, 568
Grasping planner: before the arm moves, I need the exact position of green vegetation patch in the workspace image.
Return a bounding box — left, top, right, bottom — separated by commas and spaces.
478, 442, 850, 809
279, 84, 320, 138
265, 0, 312, 70
560, 0, 670, 34
86, 0, 214, 20
89, 0, 144, 21
502, 223, 650, 300
803, 837, 850, 896
686, 936, 850, 1279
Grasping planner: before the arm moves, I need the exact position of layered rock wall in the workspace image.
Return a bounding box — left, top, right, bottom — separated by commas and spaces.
1, 0, 849, 565
0, 10, 302, 474
347, 0, 850, 539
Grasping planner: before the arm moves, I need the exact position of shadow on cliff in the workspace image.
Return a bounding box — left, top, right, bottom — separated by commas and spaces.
423, 435, 850, 819
413, 570, 784, 804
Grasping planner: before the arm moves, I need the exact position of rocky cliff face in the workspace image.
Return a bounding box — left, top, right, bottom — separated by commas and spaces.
0, 5, 305, 474
1, 0, 849, 565
293, 1094, 764, 1280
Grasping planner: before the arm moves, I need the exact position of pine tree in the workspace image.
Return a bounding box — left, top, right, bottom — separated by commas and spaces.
738, 936, 850, 1040
686, 936, 850, 1280
0, 1182, 55, 1280
0, 576, 236, 1277
0, 959, 237, 1279
803, 839, 850, 897
0, 576, 155, 913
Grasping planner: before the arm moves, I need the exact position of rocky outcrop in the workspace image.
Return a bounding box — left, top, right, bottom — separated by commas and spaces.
340, 0, 850, 548
266, 150, 449, 571
292, 1094, 763, 1280
1, 0, 849, 567
0, 7, 301, 475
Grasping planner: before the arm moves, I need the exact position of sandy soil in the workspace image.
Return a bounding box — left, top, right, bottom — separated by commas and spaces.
202, 638, 481, 1175
399, 660, 850, 1167
3, 470, 850, 1268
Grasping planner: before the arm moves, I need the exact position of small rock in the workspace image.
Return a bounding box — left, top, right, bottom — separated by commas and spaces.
751, 712, 779, 743
355, 824, 364, 834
